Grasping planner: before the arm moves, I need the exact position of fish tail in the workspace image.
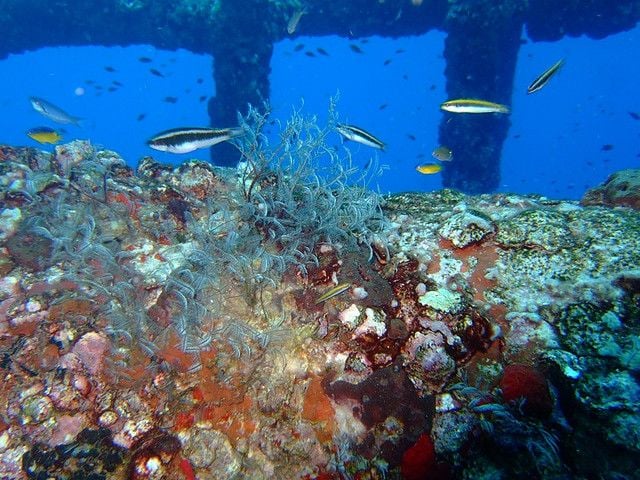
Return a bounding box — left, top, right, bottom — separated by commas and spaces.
229, 126, 246, 138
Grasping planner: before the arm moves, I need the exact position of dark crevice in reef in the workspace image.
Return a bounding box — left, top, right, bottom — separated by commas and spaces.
1, 0, 638, 192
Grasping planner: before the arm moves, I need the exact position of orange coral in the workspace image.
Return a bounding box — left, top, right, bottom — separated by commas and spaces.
401, 433, 436, 480
155, 340, 195, 372
108, 191, 141, 222
49, 298, 94, 322
302, 374, 336, 443
201, 395, 255, 445
440, 238, 499, 301
500, 364, 553, 418
108, 345, 154, 389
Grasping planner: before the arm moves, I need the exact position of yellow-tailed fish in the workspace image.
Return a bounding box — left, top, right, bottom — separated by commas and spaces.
416, 163, 443, 175
431, 145, 453, 162
527, 59, 564, 94
30, 96, 82, 125
26, 126, 63, 144
287, 8, 307, 34
336, 123, 385, 150
315, 283, 351, 304
440, 98, 510, 114
147, 126, 244, 154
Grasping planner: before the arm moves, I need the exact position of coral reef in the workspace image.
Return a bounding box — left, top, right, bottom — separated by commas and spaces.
1, 110, 640, 479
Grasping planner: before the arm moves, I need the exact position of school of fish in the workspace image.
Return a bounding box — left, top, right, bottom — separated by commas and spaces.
25, 25, 568, 183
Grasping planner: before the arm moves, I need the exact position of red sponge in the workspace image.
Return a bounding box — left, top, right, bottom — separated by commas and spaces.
499, 364, 553, 418
401, 433, 436, 480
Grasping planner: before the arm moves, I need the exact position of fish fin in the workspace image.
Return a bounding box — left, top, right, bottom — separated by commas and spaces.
76, 118, 98, 129
230, 126, 246, 137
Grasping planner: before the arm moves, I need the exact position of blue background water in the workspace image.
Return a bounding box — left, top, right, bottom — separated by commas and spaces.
1, 26, 638, 199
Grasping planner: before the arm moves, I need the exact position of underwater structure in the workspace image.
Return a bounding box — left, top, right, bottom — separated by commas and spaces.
1, 0, 639, 193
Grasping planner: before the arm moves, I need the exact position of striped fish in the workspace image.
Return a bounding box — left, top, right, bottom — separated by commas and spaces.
527, 59, 564, 94
147, 126, 244, 154
440, 98, 510, 114
336, 123, 385, 150
315, 283, 351, 304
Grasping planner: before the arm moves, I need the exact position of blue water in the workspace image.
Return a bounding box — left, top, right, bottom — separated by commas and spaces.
1, 26, 638, 199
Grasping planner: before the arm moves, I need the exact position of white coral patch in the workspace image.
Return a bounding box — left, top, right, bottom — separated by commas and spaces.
333, 400, 366, 440
435, 393, 459, 413
339, 304, 361, 328
0, 208, 22, 241
354, 308, 387, 337
127, 241, 196, 284
418, 288, 463, 313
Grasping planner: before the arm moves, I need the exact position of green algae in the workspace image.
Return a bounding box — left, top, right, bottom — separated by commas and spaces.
606, 411, 640, 452
558, 305, 624, 359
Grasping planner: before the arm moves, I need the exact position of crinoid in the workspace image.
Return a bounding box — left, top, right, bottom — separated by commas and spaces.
234, 100, 387, 282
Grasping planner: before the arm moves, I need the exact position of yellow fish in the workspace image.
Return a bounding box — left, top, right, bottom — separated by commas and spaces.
440, 98, 510, 114
416, 163, 442, 175
26, 127, 63, 144
315, 283, 351, 304
432, 145, 453, 162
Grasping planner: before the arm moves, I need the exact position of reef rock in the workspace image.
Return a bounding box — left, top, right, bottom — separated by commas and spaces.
581, 168, 640, 210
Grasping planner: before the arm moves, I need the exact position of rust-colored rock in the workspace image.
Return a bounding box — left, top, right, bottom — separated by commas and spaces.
581, 169, 640, 210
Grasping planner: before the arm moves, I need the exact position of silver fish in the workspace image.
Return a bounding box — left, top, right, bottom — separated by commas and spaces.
30, 96, 82, 125
147, 126, 244, 154
336, 123, 385, 150
287, 8, 307, 35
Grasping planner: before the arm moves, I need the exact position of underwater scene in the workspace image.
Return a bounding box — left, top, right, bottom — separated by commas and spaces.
0, 1, 639, 479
